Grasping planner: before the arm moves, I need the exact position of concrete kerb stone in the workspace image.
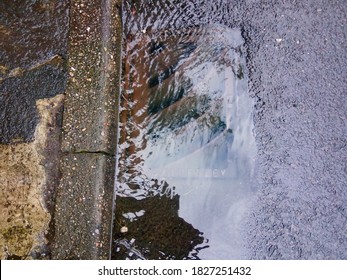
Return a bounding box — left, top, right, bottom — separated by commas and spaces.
53, 153, 115, 259
62, 0, 121, 154
52, 0, 122, 259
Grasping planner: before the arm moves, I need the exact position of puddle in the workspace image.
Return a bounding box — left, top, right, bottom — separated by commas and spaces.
113, 1, 256, 259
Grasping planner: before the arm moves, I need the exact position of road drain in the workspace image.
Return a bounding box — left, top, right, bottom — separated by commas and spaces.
112, 1, 256, 260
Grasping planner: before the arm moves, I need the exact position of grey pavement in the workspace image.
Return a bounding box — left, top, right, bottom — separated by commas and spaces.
0, 0, 346, 260
205, 0, 347, 259
120, 0, 347, 260
240, 0, 347, 259
52, 0, 121, 259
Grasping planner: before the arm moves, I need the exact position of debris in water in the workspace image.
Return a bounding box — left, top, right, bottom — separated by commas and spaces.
120, 226, 128, 233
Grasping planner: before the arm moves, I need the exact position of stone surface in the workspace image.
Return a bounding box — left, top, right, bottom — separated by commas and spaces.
61, 0, 122, 155
0, 0, 69, 260
0, 0, 122, 260
0, 0, 69, 73
0, 94, 64, 259
51, 0, 122, 260
0, 56, 66, 144
52, 153, 115, 260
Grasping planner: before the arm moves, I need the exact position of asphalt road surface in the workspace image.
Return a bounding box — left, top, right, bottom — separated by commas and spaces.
235, 0, 347, 259
122, 0, 347, 259
1, 0, 346, 259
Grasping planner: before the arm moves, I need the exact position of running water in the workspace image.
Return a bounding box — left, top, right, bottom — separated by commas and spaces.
113, 1, 257, 260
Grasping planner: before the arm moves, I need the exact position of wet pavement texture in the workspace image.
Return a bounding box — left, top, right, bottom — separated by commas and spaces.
0, 0, 345, 260
53, 153, 115, 260
114, 0, 347, 259
238, 0, 347, 260
60, 0, 121, 155
0, 0, 69, 259
0, 0, 69, 72
52, 0, 122, 260
0, 56, 66, 144
0, 0, 69, 144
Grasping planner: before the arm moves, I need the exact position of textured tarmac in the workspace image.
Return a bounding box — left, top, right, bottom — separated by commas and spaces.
115, 0, 347, 260
0, 0, 346, 259
237, 0, 347, 259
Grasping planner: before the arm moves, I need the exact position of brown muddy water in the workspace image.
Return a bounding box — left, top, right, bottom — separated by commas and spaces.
112, 0, 256, 260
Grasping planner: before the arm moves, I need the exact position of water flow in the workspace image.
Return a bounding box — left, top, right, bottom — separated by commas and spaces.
113, 1, 256, 260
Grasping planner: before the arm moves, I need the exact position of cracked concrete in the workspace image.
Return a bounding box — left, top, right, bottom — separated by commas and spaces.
52, 0, 122, 259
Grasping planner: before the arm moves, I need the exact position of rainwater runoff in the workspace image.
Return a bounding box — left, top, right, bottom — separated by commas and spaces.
112, 0, 257, 260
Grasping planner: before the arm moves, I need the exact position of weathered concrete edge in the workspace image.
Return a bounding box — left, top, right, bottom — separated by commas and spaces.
52, 0, 122, 259
52, 153, 115, 259
61, 0, 121, 154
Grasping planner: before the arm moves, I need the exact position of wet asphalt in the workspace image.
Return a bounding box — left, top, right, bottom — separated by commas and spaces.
0, 0, 69, 143
120, 0, 347, 259
236, 0, 347, 259
0, 0, 346, 259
